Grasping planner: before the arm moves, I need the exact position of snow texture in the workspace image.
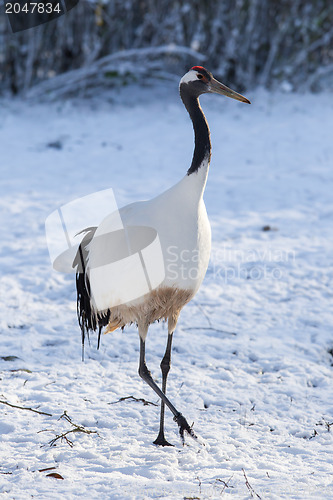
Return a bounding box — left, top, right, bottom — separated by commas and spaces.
0, 83, 333, 499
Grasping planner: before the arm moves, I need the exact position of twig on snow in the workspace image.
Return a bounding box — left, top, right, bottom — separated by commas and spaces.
215, 475, 234, 493
0, 399, 52, 416
109, 395, 158, 407
316, 419, 333, 432
48, 411, 98, 447
37, 467, 57, 473
195, 302, 213, 328
242, 469, 261, 499
182, 326, 237, 335
195, 476, 202, 495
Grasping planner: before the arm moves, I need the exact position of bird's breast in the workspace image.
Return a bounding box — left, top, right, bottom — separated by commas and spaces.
160, 199, 211, 292
119, 194, 211, 297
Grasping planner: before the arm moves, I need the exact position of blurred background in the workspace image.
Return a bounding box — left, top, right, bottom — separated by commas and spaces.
1, 0, 333, 97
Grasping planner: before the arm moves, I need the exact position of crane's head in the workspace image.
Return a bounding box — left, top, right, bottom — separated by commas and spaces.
180, 66, 250, 104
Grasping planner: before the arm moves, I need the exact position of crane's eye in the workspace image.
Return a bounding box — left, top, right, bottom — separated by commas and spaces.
197, 74, 203, 79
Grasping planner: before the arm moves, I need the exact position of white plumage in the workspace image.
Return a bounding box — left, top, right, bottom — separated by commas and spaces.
88, 158, 211, 317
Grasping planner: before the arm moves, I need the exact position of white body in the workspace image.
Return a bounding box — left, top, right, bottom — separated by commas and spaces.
87, 160, 211, 331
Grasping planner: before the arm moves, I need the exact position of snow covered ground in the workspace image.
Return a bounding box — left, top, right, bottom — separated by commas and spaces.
0, 81, 333, 499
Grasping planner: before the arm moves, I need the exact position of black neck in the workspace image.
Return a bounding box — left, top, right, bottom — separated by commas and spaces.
180, 85, 211, 175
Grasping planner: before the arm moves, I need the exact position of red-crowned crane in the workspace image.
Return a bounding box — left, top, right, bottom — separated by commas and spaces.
73, 67, 250, 446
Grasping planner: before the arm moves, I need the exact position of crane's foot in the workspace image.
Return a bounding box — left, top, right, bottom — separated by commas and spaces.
153, 433, 174, 447
174, 412, 197, 445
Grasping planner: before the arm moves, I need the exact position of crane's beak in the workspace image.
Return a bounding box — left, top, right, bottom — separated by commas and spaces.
208, 77, 251, 104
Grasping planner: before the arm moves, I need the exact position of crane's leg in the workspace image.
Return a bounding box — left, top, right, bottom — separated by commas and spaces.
153, 332, 174, 446
138, 333, 196, 445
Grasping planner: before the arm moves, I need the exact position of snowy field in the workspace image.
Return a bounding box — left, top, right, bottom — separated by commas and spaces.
0, 81, 333, 499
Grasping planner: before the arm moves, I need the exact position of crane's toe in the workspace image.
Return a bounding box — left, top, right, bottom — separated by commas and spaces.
153, 434, 174, 447
174, 413, 197, 445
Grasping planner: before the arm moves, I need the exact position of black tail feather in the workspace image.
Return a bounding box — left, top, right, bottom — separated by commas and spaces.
73, 228, 110, 357
97, 325, 103, 350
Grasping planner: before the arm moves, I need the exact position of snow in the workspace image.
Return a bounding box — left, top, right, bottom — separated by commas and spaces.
0, 83, 333, 499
